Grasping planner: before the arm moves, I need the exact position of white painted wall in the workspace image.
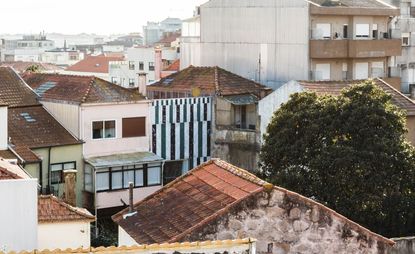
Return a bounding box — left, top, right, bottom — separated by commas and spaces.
258, 80, 303, 141
41, 101, 80, 138
81, 102, 151, 158
96, 185, 161, 209
0, 106, 8, 150
118, 226, 138, 246
38, 221, 91, 250
181, 0, 310, 89
0, 179, 38, 252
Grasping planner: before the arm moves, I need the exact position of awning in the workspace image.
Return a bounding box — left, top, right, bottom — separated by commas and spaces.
222, 94, 258, 105
85, 152, 164, 169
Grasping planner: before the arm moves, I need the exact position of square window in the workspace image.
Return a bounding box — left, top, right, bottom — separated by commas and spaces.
148, 166, 161, 185
92, 121, 116, 139
92, 121, 103, 139
104, 121, 116, 138
96, 171, 109, 191
111, 171, 123, 190
123, 170, 135, 188
135, 169, 144, 187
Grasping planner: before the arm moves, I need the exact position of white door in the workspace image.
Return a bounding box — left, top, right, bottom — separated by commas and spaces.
315, 63, 331, 80
355, 62, 369, 79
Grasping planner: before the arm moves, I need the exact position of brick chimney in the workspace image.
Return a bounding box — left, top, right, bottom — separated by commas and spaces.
0, 104, 8, 150
154, 47, 162, 81
138, 72, 147, 96
63, 169, 77, 206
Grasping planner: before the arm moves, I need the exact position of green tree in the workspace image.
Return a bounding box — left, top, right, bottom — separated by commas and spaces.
260, 81, 415, 237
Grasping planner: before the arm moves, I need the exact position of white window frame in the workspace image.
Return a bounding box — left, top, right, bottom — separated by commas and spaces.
316, 23, 331, 39
402, 33, 410, 46
91, 120, 117, 140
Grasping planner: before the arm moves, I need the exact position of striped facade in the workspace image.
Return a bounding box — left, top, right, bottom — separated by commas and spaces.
151, 97, 212, 171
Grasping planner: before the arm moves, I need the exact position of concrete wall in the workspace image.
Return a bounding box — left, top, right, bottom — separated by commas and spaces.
119, 226, 138, 246
184, 188, 392, 254
181, 0, 309, 89
81, 102, 151, 158
388, 236, 415, 254
96, 185, 161, 209
0, 106, 7, 150
38, 221, 91, 250
0, 179, 38, 252
258, 80, 304, 142
41, 101, 80, 138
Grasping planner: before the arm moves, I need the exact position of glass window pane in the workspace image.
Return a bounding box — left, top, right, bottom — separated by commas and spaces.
135, 169, 144, 187
111, 171, 122, 189
51, 164, 62, 171
63, 162, 76, 170
51, 171, 62, 184
93, 121, 103, 139
105, 121, 116, 138
96, 172, 109, 191
123, 170, 135, 188
148, 167, 161, 185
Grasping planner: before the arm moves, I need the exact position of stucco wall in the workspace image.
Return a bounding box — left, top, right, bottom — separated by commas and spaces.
41, 101, 80, 138
0, 179, 38, 252
82, 102, 151, 158
38, 221, 91, 250
388, 236, 415, 254
184, 188, 391, 254
119, 226, 138, 246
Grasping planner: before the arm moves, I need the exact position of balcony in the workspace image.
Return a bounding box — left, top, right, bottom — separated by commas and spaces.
310, 39, 402, 59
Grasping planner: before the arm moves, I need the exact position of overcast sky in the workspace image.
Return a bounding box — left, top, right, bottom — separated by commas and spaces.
0, 0, 207, 35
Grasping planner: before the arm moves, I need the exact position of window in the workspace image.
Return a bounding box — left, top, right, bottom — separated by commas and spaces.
92, 120, 116, 139
355, 62, 369, 79
316, 23, 331, 39
235, 105, 247, 129
111, 77, 118, 84
84, 166, 93, 192
69, 55, 78, 60
355, 24, 369, 38
50, 161, 76, 184
139, 61, 144, 70
95, 163, 161, 192
128, 78, 135, 87
122, 117, 146, 137
402, 33, 410, 46
342, 63, 348, 80
129, 61, 135, 70
372, 24, 378, 39
371, 62, 384, 78
343, 24, 348, 39
315, 63, 331, 80
149, 62, 155, 71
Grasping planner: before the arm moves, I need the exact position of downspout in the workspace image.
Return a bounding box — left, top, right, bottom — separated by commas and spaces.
47, 147, 52, 194
94, 167, 98, 238
38, 161, 43, 188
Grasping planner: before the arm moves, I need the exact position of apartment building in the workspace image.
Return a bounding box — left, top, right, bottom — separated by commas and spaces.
181, 0, 401, 89
0, 34, 55, 62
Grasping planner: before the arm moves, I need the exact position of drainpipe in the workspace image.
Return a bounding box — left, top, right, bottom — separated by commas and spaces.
47, 147, 52, 194
38, 161, 43, 188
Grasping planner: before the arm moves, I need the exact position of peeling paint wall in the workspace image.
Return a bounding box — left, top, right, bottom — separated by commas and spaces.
184, 189, 391, 254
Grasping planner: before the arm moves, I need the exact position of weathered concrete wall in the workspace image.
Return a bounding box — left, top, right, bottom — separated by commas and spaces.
388, 237, 415, 254
185, 188, 392, 254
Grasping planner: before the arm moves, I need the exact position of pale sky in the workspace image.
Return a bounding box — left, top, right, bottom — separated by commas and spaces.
0, 0, 207, 35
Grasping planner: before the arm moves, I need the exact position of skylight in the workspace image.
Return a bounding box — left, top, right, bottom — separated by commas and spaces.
34, 81, 56, 96
20, 112, 36, 122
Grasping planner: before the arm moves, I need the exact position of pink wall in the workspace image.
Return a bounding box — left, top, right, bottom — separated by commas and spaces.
81, 102, 151, 158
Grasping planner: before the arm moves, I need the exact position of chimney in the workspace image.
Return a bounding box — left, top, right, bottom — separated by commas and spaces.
63, 169, 77, 206
154, 47, 162, 81
138, 72, 147, 96
0, 105, 8, 150
129, 182, 134, 213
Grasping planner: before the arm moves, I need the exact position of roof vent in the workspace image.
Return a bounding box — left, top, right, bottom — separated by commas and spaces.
20, 112, 36, 122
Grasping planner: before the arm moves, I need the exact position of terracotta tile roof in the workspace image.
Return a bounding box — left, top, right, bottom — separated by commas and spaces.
148, 66, 272, 97
0, 67, 40, 107
0, 61, 62, 74
0, 149, 18, 160
163, 59, 180, 72
8, 106, 82, 162
22, 73, 146, 104
0, 167, 22, 180
112, 159, 266, 244
299, 78, 415, 115
157, 33, 180, 44
38, 195, 95, 222
66, 54, 124, 73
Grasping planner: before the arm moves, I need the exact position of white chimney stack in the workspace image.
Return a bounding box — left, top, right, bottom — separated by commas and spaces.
0, 104, 8, 150
138, 72, 147, 96
154, 47, 162, 81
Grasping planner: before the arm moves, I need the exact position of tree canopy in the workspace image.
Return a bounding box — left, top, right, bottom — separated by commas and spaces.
259, 81, 415, 237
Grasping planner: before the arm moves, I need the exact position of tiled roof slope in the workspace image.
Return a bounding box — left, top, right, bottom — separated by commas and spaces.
0, 61, 62, 73
23, 73, 145, 104
0, 67, 40, 107
300, 78, 415, 115
163, 59, 180, 72
0, 167, 22, 180
112, 159, 266, 244
8, 106, 82, 162
148, 66, 272, 97
66, 54, 123, 73
309, 0, 393, 8
38, 195, 95, 222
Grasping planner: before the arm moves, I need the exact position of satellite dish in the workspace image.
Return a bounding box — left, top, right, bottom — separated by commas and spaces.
191, 87, 201, 97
